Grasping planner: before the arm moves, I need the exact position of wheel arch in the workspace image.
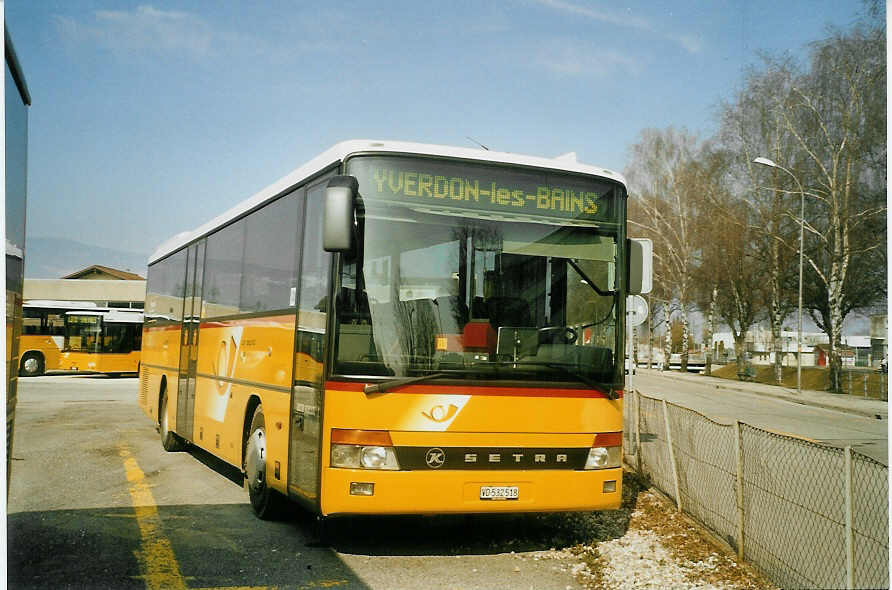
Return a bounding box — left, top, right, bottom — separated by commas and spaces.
20, 349, 45, 367
157, 375, 168, 423
241, 395, 262, 467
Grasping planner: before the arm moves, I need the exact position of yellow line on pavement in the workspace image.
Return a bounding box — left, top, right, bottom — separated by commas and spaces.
118, 445, 188, 590
195, 583, 348, 590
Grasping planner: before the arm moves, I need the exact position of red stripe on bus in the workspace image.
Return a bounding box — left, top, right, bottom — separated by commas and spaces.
325, 380, 621, 399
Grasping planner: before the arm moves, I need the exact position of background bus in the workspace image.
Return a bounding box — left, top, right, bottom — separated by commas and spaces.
19, 300, 98, 376
62, 309, 143, 376
6, 26, 31, 494
140, 140, 650, 521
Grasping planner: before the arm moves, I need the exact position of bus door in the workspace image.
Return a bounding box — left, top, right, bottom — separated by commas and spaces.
177, 241, 205, 440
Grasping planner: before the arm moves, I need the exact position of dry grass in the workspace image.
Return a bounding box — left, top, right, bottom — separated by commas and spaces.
568, 472, 777, 590
707, 364, 887, 398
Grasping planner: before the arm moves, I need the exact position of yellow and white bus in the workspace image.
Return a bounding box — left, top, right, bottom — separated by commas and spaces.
6, 25, 31, 493
61, 309, 143, 376
19, 300, 100, 376
140, 140, 650, 520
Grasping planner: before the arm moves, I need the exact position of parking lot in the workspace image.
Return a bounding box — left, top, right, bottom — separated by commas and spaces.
8, 375, 602, 590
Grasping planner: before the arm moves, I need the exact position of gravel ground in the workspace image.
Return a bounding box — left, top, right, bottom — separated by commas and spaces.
513, 472, 778, 590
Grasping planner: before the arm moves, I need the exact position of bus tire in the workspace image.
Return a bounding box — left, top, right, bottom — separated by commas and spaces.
160, 389, 186, 452
19, 352, 45, 377
244, 405, 285, 520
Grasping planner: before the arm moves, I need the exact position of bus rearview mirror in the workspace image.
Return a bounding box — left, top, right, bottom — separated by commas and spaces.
323, 176, 360, 252
627, 238, 653, 295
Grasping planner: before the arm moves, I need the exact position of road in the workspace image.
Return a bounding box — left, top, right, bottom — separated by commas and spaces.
7, 375, 592, 590
629, 368, 888, 465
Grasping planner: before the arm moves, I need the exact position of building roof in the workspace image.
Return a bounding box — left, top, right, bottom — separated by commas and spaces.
62, 265, 145, 280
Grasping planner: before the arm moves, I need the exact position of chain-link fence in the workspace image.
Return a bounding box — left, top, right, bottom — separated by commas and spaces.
840, 369, 888, 401
624, 390, 889, 589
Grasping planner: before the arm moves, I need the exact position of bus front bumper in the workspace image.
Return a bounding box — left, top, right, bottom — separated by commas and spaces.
320, 467, 622, 516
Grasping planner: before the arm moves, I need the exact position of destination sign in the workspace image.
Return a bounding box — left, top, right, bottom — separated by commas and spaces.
346, 156, 620, 224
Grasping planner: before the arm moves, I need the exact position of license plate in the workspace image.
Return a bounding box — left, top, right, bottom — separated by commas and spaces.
480, 486, 519, 501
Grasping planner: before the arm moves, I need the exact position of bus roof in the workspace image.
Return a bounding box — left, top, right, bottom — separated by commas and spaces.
67, 309, 144, 323
148, 139, 627, 264
25, 300, 100, 310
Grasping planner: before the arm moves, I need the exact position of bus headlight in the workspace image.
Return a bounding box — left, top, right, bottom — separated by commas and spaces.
331, 444, 400, 470
584, 446, 621, 470
360, 446, 400, 470
331, 444, 361, 468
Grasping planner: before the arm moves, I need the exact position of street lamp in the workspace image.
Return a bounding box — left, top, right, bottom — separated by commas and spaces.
753, 156, 805, 395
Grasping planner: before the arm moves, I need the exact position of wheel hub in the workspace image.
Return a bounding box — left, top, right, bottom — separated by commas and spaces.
245, 428, 266, 492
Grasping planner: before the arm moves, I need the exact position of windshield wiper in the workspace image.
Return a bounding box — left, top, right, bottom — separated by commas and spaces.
476, 360, 618, 400
364, 372, 451, 394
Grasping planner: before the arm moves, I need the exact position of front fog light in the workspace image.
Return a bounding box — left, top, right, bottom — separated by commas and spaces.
584, 446, 621, 470
360, 446, 400, 470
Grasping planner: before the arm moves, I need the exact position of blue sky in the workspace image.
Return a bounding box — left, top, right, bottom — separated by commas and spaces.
6, 0, 868, 260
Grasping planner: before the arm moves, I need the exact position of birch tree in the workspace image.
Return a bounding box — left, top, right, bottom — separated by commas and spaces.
781, 17, 886, 392
625, 127, 700, 372
718, 59, 800, 384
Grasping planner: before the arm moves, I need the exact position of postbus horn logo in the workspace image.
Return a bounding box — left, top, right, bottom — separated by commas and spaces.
422, 404, 458, 423
425, 448, 446, 469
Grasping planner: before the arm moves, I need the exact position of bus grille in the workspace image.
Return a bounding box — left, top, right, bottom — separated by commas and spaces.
139, 369, 148, 406
394, 446, 590, 470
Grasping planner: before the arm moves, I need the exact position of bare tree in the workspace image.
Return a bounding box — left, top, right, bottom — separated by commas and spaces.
717, 57, 801, 384
779, 17, 886, 391
626, 128, 700, 372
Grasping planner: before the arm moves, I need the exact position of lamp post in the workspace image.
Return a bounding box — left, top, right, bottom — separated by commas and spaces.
753, 156, 805, 395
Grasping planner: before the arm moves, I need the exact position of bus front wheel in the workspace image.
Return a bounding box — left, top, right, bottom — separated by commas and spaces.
19, 352, 45, 377
244, 405, 284, 520
160, 390, 186, 452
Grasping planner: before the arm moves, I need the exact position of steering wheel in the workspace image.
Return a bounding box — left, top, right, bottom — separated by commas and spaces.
538, 326, 578, 344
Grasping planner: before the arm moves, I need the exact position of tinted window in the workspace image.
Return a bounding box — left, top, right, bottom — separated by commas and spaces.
145, 249, 187, 323
295, 184, 330, 385
241, 193, 301, 313
203, 219, 245, 318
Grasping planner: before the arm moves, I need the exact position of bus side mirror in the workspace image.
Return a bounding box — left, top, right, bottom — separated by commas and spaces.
323, 176, 360, 252
627, 238, 653, 295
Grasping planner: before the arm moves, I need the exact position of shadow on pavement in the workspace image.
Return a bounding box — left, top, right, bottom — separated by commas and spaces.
317, 471, 647, 557
8, 504, 371, 590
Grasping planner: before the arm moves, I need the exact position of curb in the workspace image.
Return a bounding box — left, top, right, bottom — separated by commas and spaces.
711, 382, 887, 420
634, 368, 887, 421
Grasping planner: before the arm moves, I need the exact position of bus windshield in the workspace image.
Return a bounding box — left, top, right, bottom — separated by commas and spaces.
65, 314, 102, 353
65, 313, 143, 353
333, 157, 622, 387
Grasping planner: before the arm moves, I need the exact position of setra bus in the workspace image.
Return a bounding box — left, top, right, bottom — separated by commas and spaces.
6, 25, 31, 494
139, 140, 651, 519
19, 300, 99, 376
62, 308, 143, 375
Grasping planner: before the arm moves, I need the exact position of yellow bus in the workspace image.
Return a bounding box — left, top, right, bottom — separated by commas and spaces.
61, 309, 143, 376
19, 300, 101, 376
6, 26, 31, 493
140, 140, 651, 520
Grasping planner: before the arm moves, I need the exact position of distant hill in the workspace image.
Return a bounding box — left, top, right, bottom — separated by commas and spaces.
24, 237, 149, 279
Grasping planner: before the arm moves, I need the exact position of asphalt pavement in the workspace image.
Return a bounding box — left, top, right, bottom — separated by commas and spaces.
631, 366, 888, 421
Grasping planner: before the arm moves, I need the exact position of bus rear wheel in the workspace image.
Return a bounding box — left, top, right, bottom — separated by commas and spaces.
19, 352, 44, 377
160, 390, 186, 452
244, 405, 285, 520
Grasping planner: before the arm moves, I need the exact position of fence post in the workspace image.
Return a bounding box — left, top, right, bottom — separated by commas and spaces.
848, 370, 853, 394
845, 446, 854, 588
735, 421, 745, 562
864, 374, 868, 398
635, 390, 642, 474
661, 399, 682, 511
